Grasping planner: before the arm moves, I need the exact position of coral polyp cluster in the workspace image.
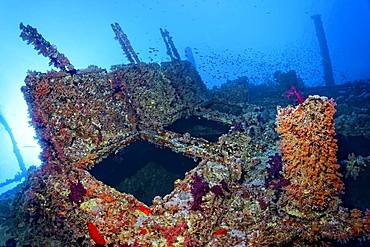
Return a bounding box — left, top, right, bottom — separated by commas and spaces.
277, 96, 344, 212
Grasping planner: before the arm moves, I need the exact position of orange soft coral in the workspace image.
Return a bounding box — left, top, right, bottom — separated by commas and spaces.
276, 96, 344, 213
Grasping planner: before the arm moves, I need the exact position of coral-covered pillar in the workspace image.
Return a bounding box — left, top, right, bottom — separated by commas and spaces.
19, 23, 76, 74
160, 28, 181, 61
311, 15, 335, 86
276, 96, 343, 213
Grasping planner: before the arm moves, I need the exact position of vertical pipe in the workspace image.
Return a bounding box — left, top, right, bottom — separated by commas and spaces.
0, 114, 26, 175
311, 14, 335, 86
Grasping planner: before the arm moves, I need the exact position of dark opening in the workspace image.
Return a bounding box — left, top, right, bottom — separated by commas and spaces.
337, 134, 370, 211
165, 116, 230, 142
341, 165, 370, 211
89, 140, 198, 205
337, 134, 370, 160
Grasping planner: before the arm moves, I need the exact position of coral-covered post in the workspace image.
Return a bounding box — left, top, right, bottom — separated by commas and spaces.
160, 28, 181, 61
19, 23, 76, 74
276, 96, 344, 214
111, 22, 140, 64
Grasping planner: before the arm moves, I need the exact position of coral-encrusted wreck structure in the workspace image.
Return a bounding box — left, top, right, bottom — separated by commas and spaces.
1, 24, 370, 247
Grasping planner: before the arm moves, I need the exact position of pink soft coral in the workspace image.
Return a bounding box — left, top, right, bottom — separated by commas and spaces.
286, 85, 304, 104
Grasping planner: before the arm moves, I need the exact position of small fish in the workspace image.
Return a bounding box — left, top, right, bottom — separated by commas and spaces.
136, 204, 152, 215
87, 222, 106, 245
213, 228, 228, 236
22, 145, 37, 148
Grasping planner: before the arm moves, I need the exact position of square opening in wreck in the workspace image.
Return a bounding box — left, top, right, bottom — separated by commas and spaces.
89, 140, 199, 205
165, 116, 230, 142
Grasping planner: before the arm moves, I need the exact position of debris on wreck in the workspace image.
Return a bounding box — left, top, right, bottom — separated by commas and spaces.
209, 76, 249, 111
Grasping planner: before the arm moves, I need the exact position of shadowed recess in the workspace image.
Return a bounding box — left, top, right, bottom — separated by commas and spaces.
89, 140, 198, 205
165, 116, 230, 142
342, 165, 370, 211
337, 134, 370, 160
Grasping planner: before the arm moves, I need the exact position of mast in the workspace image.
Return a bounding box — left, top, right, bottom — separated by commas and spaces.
311, 14, 335, 86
